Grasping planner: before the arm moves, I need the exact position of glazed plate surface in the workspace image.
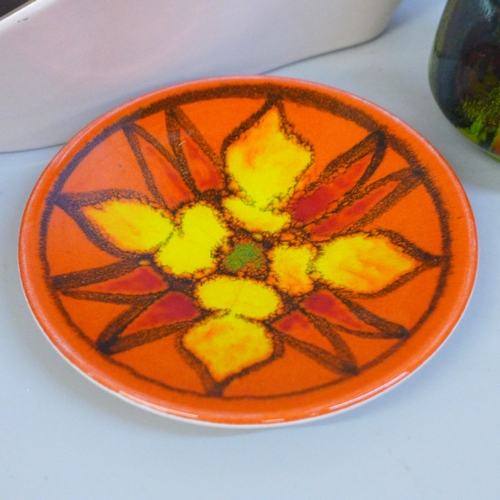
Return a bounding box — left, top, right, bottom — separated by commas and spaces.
19, 77, 477, 426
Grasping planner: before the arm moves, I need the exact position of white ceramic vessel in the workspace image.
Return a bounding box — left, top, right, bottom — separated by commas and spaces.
0, 0, 401, 151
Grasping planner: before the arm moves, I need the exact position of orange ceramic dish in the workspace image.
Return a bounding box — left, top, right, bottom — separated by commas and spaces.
19, 77, 477, 426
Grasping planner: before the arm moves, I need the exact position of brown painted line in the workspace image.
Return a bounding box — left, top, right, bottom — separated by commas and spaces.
123, 126, 168, 207
55, 190, 152, 260
59, 288, 167, 305
51, 259, 139, 290
107, 315, 205, 355
299, 308, 359, 372
127, 121, 178, 166
95, 301, 158, 353
169, 107, 227, 184
303, 167, 422, 237
268, 325, 358, 376
164, 112, 201, 197
308, 130, 387, 194
330, 291, 409, 339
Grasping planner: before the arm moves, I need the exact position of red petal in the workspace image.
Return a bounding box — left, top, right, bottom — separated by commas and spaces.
292, 153, 374, 224
291, 131, 385, 224
307, 179, 400, 239
302, 290, 379, 334
123, 292, 199, 334
179, 128, 224, 192
136, 134, 194, 209
135, 112, 175, 158
79, 266, 167, 295
273, 310, 337, 353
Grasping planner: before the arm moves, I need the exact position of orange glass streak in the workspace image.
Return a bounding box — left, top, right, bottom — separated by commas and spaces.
180, 129, 223, 191
302, 290, 378, 333
307, 180, 399, 239
292, 154, 373, 224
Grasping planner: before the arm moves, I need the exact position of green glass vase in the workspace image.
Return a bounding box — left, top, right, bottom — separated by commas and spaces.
430, 0, 500, 158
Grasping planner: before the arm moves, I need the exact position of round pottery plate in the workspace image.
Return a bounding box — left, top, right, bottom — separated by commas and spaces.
19, 77, 477, 426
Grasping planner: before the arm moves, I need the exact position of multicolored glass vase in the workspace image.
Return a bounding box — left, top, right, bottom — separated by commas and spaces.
430, 0, 500, 158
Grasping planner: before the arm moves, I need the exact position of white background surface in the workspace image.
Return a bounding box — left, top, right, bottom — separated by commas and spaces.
2, 0, 500, 498
0, 0, 401, 151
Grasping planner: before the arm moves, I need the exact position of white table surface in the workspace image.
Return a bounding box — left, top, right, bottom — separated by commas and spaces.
2, 1, 499, 498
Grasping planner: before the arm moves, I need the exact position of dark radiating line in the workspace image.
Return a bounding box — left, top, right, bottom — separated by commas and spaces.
107, 315, 206, 355
59, 289, 166, 306
299, 309, 359, 373
51, 259, 139, 290
165, 112, 200, 196
123, 126, 168, 207
332, 291, 409, 339
170, 106, 227, 185
55, 190, 153, 259
127, 122, 178, 166
56, 189, 151, 207
308, 130, 386, 193
96, 303, 155, 354
340, 167, 422, 228
268, 325, 358, 376
305, 167, 422, 238
374, 228, 444, 264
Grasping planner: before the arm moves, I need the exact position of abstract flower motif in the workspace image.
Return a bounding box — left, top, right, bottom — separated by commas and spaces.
52, 100, 443, 396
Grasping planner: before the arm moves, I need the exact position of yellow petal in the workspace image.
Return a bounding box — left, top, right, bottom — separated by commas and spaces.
223, 196, 290, 234
82, 198, 173, 253
225, 107, 313, 210
314, 233, 418, 294
270, 244, 316, 295
182, 313, 274, 382
155, 203, 228, 276
197, 276, 281, 319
